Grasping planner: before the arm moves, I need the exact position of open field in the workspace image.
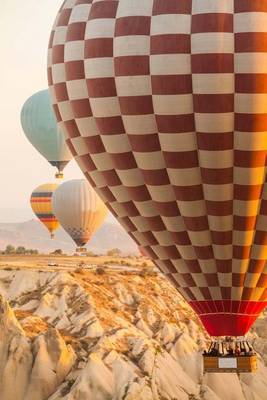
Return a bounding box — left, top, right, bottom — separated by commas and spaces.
0, 254, 154, 272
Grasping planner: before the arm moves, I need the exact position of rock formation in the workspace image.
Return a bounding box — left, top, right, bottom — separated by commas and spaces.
0, 266, 266, 399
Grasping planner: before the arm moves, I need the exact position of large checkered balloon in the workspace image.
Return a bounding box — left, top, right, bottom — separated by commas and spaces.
48, 0, 267, 336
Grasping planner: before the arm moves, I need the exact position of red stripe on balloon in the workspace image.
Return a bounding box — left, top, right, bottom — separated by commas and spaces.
31, 199, 51, 203
190, 300, 267, 336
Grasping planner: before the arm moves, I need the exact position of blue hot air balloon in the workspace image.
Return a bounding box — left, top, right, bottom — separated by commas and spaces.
21, 89, 72, 178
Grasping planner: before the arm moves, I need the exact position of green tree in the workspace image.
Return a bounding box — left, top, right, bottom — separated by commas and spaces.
16, 246, 26, 254
106, 248, 121, 257
5, 245, 15, 254
51, 249, 63, 255
86, 251, 95, 257
26, 249, 39, 255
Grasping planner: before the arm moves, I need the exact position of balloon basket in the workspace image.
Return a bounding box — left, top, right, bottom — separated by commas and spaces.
76, 247, 87, 255
203, 337, 257, 373
203, 355, 257, 373
55, 172, 64, 179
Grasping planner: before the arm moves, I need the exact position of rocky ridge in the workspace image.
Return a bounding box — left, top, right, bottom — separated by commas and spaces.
0, 267, 266, 400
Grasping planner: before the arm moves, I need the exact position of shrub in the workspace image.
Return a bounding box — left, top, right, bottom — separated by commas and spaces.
95, 266, 106, 275
139, 267, 157, 277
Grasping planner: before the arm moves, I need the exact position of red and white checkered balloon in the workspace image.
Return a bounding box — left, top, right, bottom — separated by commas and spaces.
48, 0, 267, 336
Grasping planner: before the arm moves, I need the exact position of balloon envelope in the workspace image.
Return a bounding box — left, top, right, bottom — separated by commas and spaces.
52, 179, 108, 247
21, 89, 72, 177
31, 183, 59, 238
48, 2, 267, 336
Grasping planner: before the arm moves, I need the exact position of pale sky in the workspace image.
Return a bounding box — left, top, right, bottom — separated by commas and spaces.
0, 1, 85, 222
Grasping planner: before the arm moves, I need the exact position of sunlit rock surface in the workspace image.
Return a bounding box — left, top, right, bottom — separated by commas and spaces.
0, 266, 266, 400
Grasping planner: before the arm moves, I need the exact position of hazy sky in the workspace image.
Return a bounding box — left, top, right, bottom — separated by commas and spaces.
0, 1, 84, 222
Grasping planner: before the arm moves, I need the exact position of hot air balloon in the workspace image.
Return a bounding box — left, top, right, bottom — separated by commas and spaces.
48, 1, 267, 370
30, 183, 59, 239
52, 179, 108, 252
21, 89, 72, 178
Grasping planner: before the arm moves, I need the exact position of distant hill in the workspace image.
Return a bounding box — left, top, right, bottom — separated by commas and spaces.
0, 219, 138, 255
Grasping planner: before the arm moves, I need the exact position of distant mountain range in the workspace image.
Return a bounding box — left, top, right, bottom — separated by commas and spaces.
0, 219, 138, 255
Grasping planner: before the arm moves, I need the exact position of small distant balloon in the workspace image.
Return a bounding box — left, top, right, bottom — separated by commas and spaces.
52, 179, 108, 250
30, 183, 60, 239
21, 89, 72, 179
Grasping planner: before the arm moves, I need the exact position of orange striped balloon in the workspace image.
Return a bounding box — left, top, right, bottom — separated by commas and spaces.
30, 183, 59, 238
